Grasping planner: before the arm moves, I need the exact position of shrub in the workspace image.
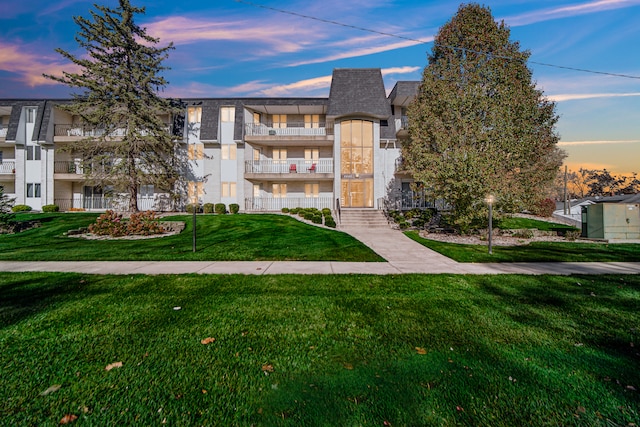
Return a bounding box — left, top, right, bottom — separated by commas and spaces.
88, 210, 127, 236
289, 208, 299, 215
303, 212, 314, 221
532, 198, 556, 217
42, 204, 60, 213
88, 210, 165, 237
298, 210, 306, 217
312, 214, 323, 224
12, 204, 32, 213
203, 203, 214, 214
513, 229, 534, 239
126, 211, 165, 236
398, 220, 409, 230
281, 207, 290, 214
186, 203, 202, 213
565, 229, 581, 241
229, 203, 240, 214
215, 203, 227, 214
322, 208, 332, 217
324, 217, 336, 228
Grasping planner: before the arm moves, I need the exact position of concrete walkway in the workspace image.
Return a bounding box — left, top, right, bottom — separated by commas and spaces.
0, 226, 639, 275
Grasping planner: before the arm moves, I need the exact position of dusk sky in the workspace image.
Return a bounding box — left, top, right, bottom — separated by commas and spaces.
1, 0, 638, 174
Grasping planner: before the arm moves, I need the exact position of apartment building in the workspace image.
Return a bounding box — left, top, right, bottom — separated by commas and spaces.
0, 68, 423, 212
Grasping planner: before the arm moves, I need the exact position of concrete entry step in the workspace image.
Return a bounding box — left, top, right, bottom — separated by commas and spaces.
338, 209, 390, 229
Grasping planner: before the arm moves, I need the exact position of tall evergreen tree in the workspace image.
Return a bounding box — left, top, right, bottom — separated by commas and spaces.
404, 3, 565, 229
45, 0, 184, 212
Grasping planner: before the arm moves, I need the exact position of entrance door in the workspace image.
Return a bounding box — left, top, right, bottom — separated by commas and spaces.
340, 179, 373, 208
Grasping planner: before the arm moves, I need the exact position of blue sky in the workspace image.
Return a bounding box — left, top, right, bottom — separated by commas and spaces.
1, 0, 639, 174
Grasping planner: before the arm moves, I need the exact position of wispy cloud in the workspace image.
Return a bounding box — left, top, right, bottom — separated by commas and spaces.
549, 92, 640, 102
558, 139, 640, 146
260, 75, 333, 97
381, 66, 421, 76
288, 38, 428, 67
145, 16, 319, 54
505, 0, 640, 26
0, 42, 77, 86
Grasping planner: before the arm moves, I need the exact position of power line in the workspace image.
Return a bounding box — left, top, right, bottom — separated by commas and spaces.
234, 0, 640, 80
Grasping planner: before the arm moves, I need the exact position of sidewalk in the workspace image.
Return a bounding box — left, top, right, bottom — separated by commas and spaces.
0, 227, 639, 275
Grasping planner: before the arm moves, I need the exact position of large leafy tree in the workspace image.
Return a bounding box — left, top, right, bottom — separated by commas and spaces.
404, 3, 565, 229
45, 0, 183, 212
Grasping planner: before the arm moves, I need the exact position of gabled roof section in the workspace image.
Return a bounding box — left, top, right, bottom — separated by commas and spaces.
388, 81, 420, 107
327, 69, 391, 119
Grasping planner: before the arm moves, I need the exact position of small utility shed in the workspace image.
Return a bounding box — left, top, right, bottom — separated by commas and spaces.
582, 203, 640, 240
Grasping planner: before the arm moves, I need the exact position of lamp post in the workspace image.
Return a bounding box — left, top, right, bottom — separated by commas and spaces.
192, 196, 199, 253
485, 195, 495, 254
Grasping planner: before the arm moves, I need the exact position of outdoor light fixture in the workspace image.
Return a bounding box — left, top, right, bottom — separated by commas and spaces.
485, 195, 495, 254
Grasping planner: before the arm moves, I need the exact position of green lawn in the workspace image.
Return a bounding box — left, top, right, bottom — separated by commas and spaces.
1, 273, 638, 426
0, 213, 383, 262
405, 231, 640, 263
496, 216, 578, 232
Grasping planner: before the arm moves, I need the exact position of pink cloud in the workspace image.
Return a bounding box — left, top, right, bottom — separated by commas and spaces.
0, 43, 79, 87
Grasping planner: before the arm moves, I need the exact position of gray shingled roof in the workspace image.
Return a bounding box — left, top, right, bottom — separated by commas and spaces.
327, 69, 391, 119
388, 81, 420, 107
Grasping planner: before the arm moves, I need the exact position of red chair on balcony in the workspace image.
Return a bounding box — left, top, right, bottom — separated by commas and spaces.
289, 163, 297, 173
307, 163, 317, 173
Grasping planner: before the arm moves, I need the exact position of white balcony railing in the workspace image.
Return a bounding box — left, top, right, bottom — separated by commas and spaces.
245, 122, 333, 137
245, 197, 333, 211
245, 159, 333, 174
0, 161, 15, 174
54, 124, 172, 137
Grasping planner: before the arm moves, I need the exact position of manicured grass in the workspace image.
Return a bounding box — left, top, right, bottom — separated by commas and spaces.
1, 273, 638, 426
0, 213, 383, 262
405, 231, 640, 263
496, 216, 578, 232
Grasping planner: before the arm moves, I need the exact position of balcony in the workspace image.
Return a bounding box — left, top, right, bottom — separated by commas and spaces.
0, 127, 7, 140
396, 116, 409, 137
0, 161, 15, 180
244, 197, 333, 212
54, 196, 166, 212
244, 159, 333, 181
54, 124, 173, 141
53, 161, 83, 179
244, 122, 334, 145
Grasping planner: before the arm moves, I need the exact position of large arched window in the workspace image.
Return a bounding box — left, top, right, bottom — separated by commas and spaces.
340, 120, 374, 208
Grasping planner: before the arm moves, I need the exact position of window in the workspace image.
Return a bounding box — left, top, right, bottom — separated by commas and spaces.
221, 107, 235, 123
304, 114, 320, 128
305, 183, 319, 198
253, 184, 261, 198
188, 107, 202, 124
140, 184, 154, 198
253, 112, 261, 125
26, 146, 41, 161
253, 148, 261, 162
188, 143, 204, 160
221, 144, 237, 160
26, 108, 36, 124
272, 114, 286, 129
188, 181, 204, 203
272, 183, 287, 198
273, 148, 287, 164
222, 182, 237, 198
304, 148, 319, 164
27, 183, 41, 198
